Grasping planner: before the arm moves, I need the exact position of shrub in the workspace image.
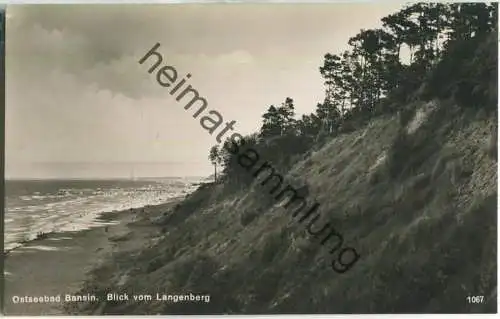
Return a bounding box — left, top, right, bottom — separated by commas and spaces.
425, 32, 497, 111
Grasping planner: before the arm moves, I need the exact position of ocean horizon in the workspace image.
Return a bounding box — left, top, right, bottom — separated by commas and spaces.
5, 161, 213, 180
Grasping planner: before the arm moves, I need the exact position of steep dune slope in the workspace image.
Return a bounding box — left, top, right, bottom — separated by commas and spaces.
68, 97, 497, 314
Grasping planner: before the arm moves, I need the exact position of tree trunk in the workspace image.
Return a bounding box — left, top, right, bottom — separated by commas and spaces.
214, 164, 217, 183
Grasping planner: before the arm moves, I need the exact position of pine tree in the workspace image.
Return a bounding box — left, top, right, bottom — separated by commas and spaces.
208, 145, 222, 183
260, 105, 281, 137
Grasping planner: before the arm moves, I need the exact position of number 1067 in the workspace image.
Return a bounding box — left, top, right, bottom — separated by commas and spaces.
466, 296, 484, 303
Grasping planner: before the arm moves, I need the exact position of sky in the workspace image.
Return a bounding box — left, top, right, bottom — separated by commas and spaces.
5, 3, 405, 179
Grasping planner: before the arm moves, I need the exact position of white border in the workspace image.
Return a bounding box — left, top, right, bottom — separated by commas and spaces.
0, 0, 495, 4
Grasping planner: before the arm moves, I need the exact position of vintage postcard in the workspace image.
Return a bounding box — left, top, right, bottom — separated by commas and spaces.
3, 2, 498, 315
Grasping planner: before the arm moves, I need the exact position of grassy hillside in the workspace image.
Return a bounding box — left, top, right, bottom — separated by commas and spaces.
66, 29, 497, 315
67, 101, 496, 314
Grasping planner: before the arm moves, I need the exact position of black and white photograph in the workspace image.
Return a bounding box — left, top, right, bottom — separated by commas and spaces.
3, 2, 498, 315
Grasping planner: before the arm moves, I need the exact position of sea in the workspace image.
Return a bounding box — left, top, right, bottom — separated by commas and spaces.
4, 177, 204, 252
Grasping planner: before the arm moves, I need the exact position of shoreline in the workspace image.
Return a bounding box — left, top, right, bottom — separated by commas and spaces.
3, 196, 185, 315
3, 192, 190, 256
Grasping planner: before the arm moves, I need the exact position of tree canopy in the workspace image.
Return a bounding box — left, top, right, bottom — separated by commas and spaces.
209, 2, 498, 182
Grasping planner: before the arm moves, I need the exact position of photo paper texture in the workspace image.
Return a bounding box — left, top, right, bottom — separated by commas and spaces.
3, 2, 498, 315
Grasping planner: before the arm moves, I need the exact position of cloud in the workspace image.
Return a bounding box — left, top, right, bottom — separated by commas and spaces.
215, 50, 254, 65
7, 6, 261, 100
5, 4, 404, 178
7, 19, 166, 100
7, 3, 403, 99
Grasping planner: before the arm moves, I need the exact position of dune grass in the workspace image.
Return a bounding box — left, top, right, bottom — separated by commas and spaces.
65, 95, 497, 314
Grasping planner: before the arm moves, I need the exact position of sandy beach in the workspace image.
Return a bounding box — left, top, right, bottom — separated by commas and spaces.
3, 197, 183, 315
